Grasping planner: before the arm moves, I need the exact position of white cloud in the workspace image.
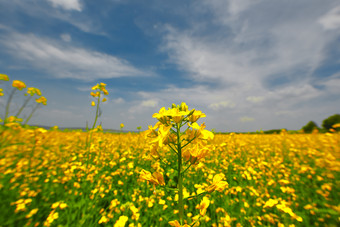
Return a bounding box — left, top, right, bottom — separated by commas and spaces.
60, 33, 72, 42
209, 101, 235, 110
275, 111, 295, 116
246, 96, 264, 103
113, 98, 125, 104
162, 1, 340, 89
141, 99, 158, 107
47, 0, 82, 11
318, 5, 340, 30
240, 116, 255, 123
1, 33, 150, 81
316, 73, 340, 94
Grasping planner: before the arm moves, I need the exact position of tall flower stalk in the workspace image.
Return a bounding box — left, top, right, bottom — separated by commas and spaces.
86, 83, 108, 168
90, 83, 108, 130
1, 76, 47, 125
140, 103, 228, 226
15, 87, 42, 118
24, 96, 47, 125
4, 80, 26, 122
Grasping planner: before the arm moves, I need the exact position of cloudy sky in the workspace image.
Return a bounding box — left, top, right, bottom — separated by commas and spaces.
0, 0, 339, 132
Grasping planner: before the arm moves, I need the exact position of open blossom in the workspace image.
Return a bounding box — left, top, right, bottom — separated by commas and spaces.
169, 220, 191, 227
92, 83, 109, 95
188, 122, 214, 140
27, 87, 41, 96
205, 173, 228, 193
114, 215, 128, 227
12, 80, 26, 90
182, 140, 210, 164
196, 196, 210, 216
36, 96, 47, 105
0, 74, 9, 81
263, 198, 279, 208
188, 110, 206, 123
91, 82, 108, 106
139, 169, 165, 186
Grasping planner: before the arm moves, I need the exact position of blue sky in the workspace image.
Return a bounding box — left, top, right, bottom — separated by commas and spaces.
0, 0, 340, 132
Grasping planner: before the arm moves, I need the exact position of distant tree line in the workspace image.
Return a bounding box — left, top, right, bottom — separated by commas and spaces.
302, 114, 340, 133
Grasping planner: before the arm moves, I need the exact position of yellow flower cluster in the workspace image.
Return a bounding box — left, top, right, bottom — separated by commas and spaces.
145, 103, 214, 166
91, 82, 109, 95
12, 80, 26, 90
36, 96, 47, 105
90, 82, 109, 106
0, 73, 9, 81
27, 87, 42, 96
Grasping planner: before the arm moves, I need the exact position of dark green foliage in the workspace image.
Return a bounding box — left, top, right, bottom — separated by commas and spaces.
263, 129, 286, 134
302, 121, 319, 133
322, 114, 340, 131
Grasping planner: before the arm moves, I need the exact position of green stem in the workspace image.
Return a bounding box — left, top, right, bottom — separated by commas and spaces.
168, 143, 178, 154
182, 161, 194, 175
92, 96, 100, 129
4, 88, 16, 122
176, 123, 184, 224
15, 96, 32, 118
86, 130, 93, 170
24, 103, 40, 125
152, 150, 177, 171
183, 191, 209, 201
181, 137, 196, 149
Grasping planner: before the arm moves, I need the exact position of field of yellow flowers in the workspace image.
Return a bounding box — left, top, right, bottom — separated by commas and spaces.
1, 125, 339, 226
1, 75, 339, 226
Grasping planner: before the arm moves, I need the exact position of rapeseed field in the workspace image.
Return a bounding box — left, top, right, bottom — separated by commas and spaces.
1, 75, 339, 226
1, 126, 339, 226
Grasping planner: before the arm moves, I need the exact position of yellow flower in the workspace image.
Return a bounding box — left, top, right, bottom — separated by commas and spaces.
92, 83, 109, 95
25, 208, 38, 218
188, 122, 214, 140
0, 73, 9, 81
102, 88, 109, 95
45, 210, 59, 225
197, 196, 210, 216
152, 107, 170, 125
169, 220, 191, 227
332, 123, 340, 128
27, 87, 42, 96
150, 124, 172, 148
98, 215, 110, 224
90, 92, 98, 97
102, 98, 107, 102
167, 107, 189, 123
0, 88, 3, 96
6, 116, 22, 122
51, 202, 60, 209
263, 199, 279, 208
36, 96, 47, 105
59, 202, 68, 209
12, 80, 26, 90
188, 110, 206, 123
205, 173, 228, 193
91, 101, 95, 106
92, 84, 99, 90
114, 215, 128, 227
139, 169, 165, 186
120, 123, 124, 128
